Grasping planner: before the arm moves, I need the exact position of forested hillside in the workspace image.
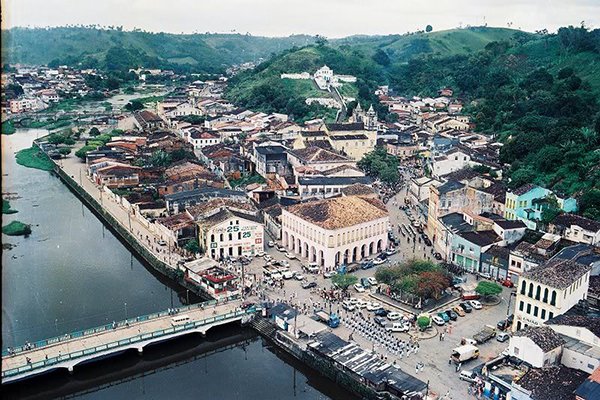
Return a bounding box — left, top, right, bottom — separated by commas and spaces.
1, 27, 316, 73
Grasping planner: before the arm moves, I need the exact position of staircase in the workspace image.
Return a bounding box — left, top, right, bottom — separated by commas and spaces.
250, 317, 278, 337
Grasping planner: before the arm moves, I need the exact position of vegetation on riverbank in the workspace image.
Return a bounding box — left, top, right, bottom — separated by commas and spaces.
3, 199, 18, 214
2, 221, 32, 236
15, 146, 55, 171
2, 120, 16, 135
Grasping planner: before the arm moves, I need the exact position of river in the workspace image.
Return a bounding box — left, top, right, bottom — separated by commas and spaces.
1, 129, 356, 400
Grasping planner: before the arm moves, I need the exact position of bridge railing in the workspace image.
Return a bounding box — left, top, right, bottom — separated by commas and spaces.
1, 305, 256, 379
2, 295, 241, 357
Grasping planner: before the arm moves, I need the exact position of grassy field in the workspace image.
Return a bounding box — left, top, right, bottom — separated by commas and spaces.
2, 120, 16, 135
15, 146, 55, 171
2, 199, 18, 214
2, 220, 32, 236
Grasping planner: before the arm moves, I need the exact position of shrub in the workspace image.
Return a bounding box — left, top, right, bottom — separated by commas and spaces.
417, 316, 430, 330
2, 221, 32, 236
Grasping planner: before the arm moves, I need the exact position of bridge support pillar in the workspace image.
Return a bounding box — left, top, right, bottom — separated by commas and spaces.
68, 365, 74, 374
137, 347, 144, 354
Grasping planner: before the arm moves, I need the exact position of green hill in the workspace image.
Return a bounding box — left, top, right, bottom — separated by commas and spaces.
1, 27, 317, 73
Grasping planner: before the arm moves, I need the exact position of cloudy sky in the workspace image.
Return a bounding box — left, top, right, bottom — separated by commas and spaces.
2, 0, 598, 37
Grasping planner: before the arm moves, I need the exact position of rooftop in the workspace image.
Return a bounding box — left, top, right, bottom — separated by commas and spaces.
341, 183, 377, 197
522, 259, 591, 289
513, 326, 565, 352
552, 243, 600, 267
457, 230, 501, 247
511, 183, 537, 196
285, 196, 387, 230
437, 180, 465, 195
325, 122, 364, 131
552, 213, 600, 232
515, 365, 588, 400
574, 367, 600, 400
290, 146, 349, 163
495, 219, 527, 230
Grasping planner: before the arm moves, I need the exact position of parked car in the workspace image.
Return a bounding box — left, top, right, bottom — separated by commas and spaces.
385, 248, 398, 256
349, 298, 360, 305
453, 306, 466, 317
301, 281, 317, 289
256, 250, 265, 257
372, 258, 385, 265
264, 254, 273, 262
361, 261, 375, 270
294, 272, 304, 281
501, 279, 514, 288
285, 252, 296, 259
459, 370, 478, 383
323, 271, 336, 279
356, 299, 369, 309
497, 319, 509, 331
387, 311, 402, 321
354, 283, 366, 293
157, 240, 167, 246
367, 302, 381, 311
277, 246, 287, 252
445, 309, 458, 321
373, 308, 389, 317
507, 314, 514, 325
433, 252, 443, 260
496, 332, 510, 342
469, 300, 483, 310
459, 302, 473, 313
374, 316, 387, 327
432, 315, 446, 326
367, 277, 378, 286
342, 300, 356, 311
437, 312, 450, 323
267, 241, 275, 247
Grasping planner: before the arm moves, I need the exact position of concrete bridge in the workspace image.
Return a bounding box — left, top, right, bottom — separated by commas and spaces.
2, 297, 257, 384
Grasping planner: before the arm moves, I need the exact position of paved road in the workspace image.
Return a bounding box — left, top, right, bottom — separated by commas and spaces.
2, 301, 241, 374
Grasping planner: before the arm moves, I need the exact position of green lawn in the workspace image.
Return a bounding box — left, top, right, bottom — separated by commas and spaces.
15, 146, 55, 171
2, 199, 18, 214
2, 120, 16, 135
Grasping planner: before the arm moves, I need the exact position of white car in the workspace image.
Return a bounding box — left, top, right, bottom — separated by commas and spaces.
282, 271, 295, 279
277, 266, 290, 274
386, 322, 410, 333
277, 246, 287, 252
367, 302, 381, 311
373, 258, 385, 265
270, 272, 283, 281
356, 299, 369, 309
264, 254, 273, 262
469, 300, 483, 310
256, 251, 265, 257
354, 283, 366, 293
387, 311, 402, 321
432, 315, 446, 326
285, 252, 296, 259
367, 277, 378, 286
294, 272, 304, 281
342, 300, 356, 311
267, 241, 275, 247
349, 297, 360, 305
280, 260, 290, 268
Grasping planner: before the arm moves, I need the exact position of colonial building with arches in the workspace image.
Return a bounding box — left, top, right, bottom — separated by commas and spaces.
512, 258, 591, 332
281, 196, 389, 271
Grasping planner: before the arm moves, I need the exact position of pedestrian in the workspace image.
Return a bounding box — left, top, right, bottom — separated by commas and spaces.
456, 362, 462, 372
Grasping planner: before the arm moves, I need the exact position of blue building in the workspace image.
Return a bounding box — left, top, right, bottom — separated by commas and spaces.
504, 184, 577, 229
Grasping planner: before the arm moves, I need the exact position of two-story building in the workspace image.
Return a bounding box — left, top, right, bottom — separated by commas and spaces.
504, 184, 577, 229
513, 259, 591, 331
450, 230, 502, 273
281, 196, 388, 271
549, 213, 600, 246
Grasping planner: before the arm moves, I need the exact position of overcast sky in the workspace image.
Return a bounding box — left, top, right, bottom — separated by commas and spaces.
2, 0, 598, 37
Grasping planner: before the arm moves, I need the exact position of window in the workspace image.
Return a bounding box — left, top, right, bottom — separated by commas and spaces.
551, 290, 557, 306
519, 301, 524, 311
228, 233, 233, 241
526, 303, 531, 314
548, 312, 554, 319
541, 309, 546, 319
543, 288, 549, 303
520, 280, 527, 295
534, 306, 538, 317
535, 285, 541, 301
528, 283, 534, 297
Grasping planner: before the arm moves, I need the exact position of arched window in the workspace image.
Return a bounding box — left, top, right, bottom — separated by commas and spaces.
528, 283, 534, 297
543, 288, 549, 303
210, 234, 215, 242
220, 233, 224, 242
520, 280, 526, 295
228, 233, 232, 241
551, 290, 557, 306
535, 285, 541, 301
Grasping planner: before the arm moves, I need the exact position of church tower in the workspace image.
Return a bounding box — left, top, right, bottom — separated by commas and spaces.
365, 104, 378, 130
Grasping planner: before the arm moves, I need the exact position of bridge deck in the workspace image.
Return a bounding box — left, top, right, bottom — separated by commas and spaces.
2, 300, 247, 380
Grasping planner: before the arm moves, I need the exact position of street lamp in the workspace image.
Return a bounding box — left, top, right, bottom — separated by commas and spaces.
124, 302, 128, 320
506, 292, 517, 317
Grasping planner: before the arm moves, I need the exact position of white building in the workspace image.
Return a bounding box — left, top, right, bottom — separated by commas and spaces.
550, 214, 600, 246
513, 259, 592, 331
314, 65, 334, 90
508, 326, 565, 368
409, 176, 441, 204
280, 72, 311, 80
281, 196, 389, 271
182, 127, 221, 149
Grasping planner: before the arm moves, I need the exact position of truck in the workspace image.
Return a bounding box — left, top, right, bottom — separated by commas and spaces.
314, 310, 340, 328
451, 344, 480, 363
461, 291, 481, 300
473, 325, 497, 344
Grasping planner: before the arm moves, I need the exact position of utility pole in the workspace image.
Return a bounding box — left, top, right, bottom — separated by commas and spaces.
124, 302, 128, 320
241, 262, 245, 301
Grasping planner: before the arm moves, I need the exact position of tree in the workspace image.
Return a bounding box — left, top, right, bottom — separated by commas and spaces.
184, 240, 201, 254
415, 271, 450, 300
125, 100, 144, 112
148, 150, 172, 167
89, 127, 101, 136
57, 148, 71, 157
475, 281, 502, 299
331, 273, 358, 292
425, 25, 433, 32
75, 145, 97, 160
417, 316, 430, 330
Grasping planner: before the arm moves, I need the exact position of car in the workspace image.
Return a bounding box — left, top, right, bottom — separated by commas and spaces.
367, 302, 381, 311
469, 300, 483, 310
264, 254, 273, 262
360, 278, 371, 289
323, 271, 336, 279
432, 315, 446, 326
453, 306, 466, 317
507, 314, 515, 325
356, 299, 369, 309
497, 319, 509, 331
294, 272, 304, 281
349, 297, 360, 305
277, 246, 287, 252
157, 240, 167, 246
372, 258, 385, 265
460, 302, 473, 313
437, 312, 450, 323
445, 309, 458, 321
385, 248, 398, 256
367, 277, 378, 286
496, 332, 510, 342
282, 270, 295, 279
354, 283, 366, 293
301, 281, 317, 289
256, 250, 265, 257
374, 316, 387, 327
267, 241, 275, 247
387, 311, 402, 321
342, 300, 356, 311
423, 238, 432, 246
360, 261, 375, 270
501, 279, 514, 288
306, 263, 320, 273
459, 370, 478, 383
280, 260, 290, 268
433, 252, 443, 260
373, 308, 389, 317
285, 252, 296, 259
